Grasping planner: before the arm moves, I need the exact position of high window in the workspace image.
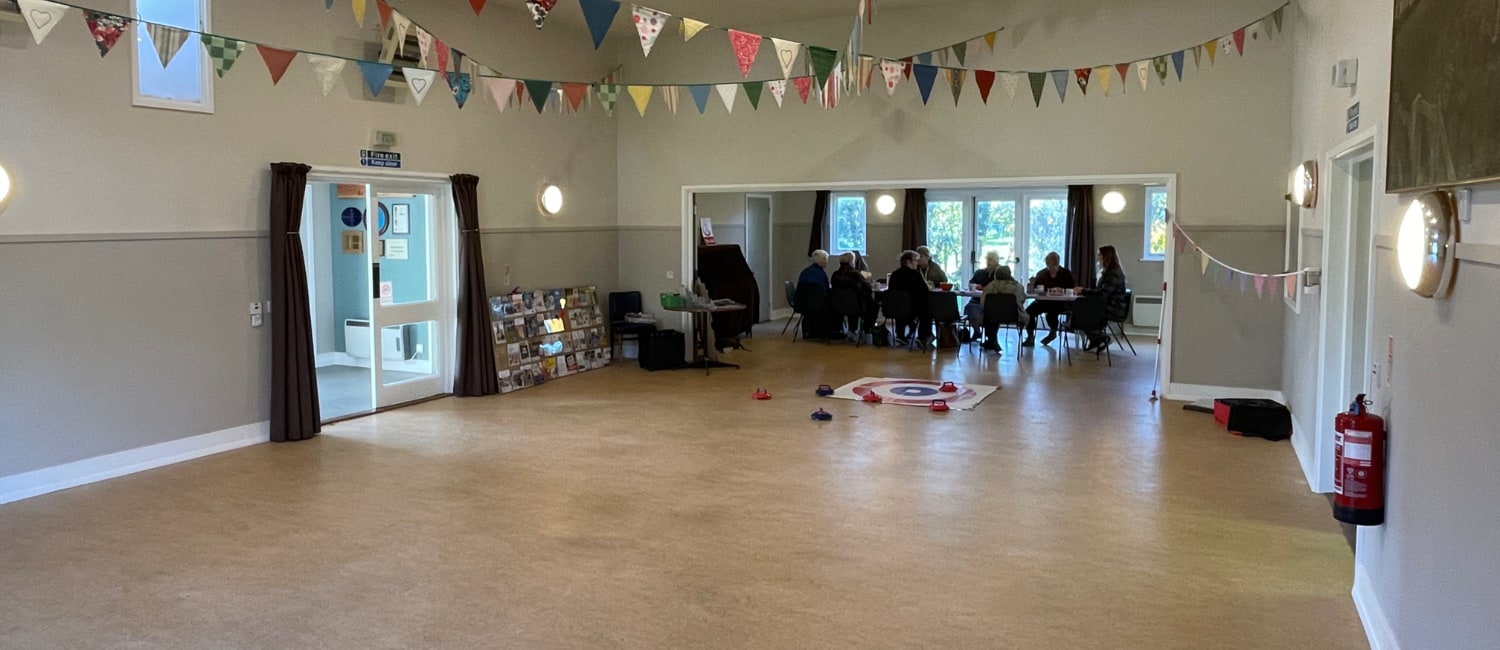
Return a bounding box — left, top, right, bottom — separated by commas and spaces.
1144, 186, 1168, 261
828, 193, 867, 254
133, 0, 213, 112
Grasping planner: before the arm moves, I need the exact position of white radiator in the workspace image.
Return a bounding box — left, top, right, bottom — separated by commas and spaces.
1132, 295, 1163, 328
344, 319, 407, 361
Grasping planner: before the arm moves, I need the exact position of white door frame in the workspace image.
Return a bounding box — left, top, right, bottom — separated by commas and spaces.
682, 173, 1178, 391
744, 193, 775, 322
1306, 130, 1381, 493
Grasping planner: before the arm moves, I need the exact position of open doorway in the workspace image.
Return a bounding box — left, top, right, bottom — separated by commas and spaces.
301, 173, 456, 421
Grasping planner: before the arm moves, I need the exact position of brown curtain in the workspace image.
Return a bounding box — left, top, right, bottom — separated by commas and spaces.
808, 190, 830, 255
901, 188, 927, 250
1066, 184, 1097, 289
451, 174, 499, 397
269, 162, 320, 443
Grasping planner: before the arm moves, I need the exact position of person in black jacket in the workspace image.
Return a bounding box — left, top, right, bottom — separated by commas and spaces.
830, 252, 876, 337
888, 250, 932, 346
1082, 245, 1129, 351
1023, 252, 1077, 347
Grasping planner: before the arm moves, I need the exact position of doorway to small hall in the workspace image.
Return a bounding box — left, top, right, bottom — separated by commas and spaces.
300, 171, 457, 422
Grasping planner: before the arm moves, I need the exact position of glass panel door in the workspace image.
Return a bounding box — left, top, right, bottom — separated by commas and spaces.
1024, 194, 1069, 282
370, 182, 449, 407
925, 199, 967, 282
304, 182, 377, 421
974, 198, 1019, 282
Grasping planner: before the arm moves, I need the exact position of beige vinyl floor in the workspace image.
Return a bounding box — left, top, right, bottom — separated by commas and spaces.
0, 324, 1366, 649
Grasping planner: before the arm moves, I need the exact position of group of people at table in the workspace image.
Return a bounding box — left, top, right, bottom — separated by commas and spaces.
796, 245, 1130, 352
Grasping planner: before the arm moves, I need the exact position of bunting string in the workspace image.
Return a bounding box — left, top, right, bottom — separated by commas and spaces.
1171, 214, 1304, 283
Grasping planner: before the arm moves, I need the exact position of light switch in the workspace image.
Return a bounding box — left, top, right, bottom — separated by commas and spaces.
250, 301, 263, 315
666, 271, 675, 279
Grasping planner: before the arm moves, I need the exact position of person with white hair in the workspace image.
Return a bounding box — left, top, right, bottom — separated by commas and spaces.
795, 249, 835, 339
915, 246, 949, 287
964, 250, 1005, 326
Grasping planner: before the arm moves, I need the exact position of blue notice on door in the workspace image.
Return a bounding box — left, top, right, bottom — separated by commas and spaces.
360, 150, 402, 169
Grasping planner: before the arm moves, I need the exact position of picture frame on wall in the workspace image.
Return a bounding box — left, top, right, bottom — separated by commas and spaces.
393, 204, 410, 234
342, 230, 364, 255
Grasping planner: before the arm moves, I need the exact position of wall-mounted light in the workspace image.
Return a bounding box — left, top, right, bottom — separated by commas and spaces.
875, 194, 897, 216
1397, 190, 1458, 298
1101, 190, 1127, 214
1289, 161, 1318, 209
538, 184, 563, 215
0, 162, 13, 214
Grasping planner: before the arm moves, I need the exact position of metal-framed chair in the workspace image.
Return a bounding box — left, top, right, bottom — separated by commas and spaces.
1062, 296, 1112, 367
608, 291, 658, 354
1108, 288, 1137, 356
878, 291, 920, 351
830, 287, 866, 347
929, 292, 963, 353
780, 280, 802, 338
981, 296, 1025, 353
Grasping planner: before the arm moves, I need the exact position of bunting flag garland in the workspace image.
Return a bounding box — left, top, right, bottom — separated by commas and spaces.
728, 30, 762, 78
1096, 66, 1112, 96
936, 48, 948, 67
768, 79, 787, 107
391, 13, 411, 54
405, 68, 438, 104
85, 11, 130, 57
916, 51, 932, 66
681, 17, 708, 41
688, 84, 711, 113
376, 0, 393, 28
448, 72, 473, 108
416, 28, 432, 68
1233, 28, 1246, 55
1000, 72, 1020, 104
1206, 39, 1219, 65
984, 31, 997, 51
715, 83, 738, 113
902, 57, 912, 80
1115, 63, 1130, 91
526, 0, 557, 28
1027, 71, 1045, 107
578, 0, 619, 49
741, 81, 762, 109
1049, 69, 1068, 102
523, 79, 553, 112
913, 64, 937, 105
1074, 67, 1091, 95
1153, 55, 1169, 84
1254, 274, 1266, 298
1171, 50, 1186, 81
352, 0, 366, 26
435, 40, 452, 76
880, 59, 903, 96
593, 78, 618, 114
794, 77, 813, 104
486, 77, 518, 112
1200, 250, 1210, 275
1136, 60, 1150, 90
633, 5, 669, 57
469, 0, 487, 16
974, 69, 995, 103
659, 85, 679, 114
306, 55, 346, 96
951, 41, 967, 67
1172, 217, 1308, 302
357, 60, 393, 97
808, 46, 839, 87
562, 83, 588, 112
1218, 35, 1235, 58
945, 69, 965, 105
859, 56, 876, 94
257, 45, 297, 85
146, 23, 189, 68
1192, 45, 1203, 68
771, 38, 800, 79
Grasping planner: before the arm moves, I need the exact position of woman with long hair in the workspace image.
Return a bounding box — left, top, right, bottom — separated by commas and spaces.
1082, 245, 1129, 351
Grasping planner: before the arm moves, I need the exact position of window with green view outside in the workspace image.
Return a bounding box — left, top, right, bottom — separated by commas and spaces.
830, 194, 867, 254
1145, 187, 1168, 260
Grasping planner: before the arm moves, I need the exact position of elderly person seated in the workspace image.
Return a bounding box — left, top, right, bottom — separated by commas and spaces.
979, 265, 1029, 352
830, 252, 876, 338
964, 251, 1004, 326
888, 249, 933, 346
916, 246, 949, 288
795, 249, 835, 340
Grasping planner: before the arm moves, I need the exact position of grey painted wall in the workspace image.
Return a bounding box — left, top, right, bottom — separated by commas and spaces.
1169, 228, 1285, 389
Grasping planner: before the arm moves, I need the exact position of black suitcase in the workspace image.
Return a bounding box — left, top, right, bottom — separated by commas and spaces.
639, 329, 686, 371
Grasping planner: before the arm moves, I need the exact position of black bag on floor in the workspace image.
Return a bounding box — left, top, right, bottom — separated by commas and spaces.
870, 324, 890, 347
638, 329, 686, 371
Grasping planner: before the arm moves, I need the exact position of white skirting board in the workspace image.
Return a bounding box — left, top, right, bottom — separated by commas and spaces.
1162, 383, 1284, 403
1291, 412, 1324, 493
0, 422, 270, 506
1353, 562, 1399, 650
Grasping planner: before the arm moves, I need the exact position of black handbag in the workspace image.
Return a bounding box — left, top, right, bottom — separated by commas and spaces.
870, 324, 890, 347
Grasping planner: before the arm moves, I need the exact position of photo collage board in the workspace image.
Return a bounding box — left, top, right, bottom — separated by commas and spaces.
489, 286, 611, 394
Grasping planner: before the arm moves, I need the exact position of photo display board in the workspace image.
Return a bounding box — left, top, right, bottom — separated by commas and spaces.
490, 286, 611, 393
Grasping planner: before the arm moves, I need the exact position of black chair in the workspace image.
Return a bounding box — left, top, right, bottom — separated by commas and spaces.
609, 291, 658, 354
793, 282, 833, 343
1108, 288, 1137, 356
1062, 296, 1112, 367
878, 291, 919, 351
929, 292, 962, 352
780, 280, 802, 337
982, 296, 1025, 352
829, 287, 865, 347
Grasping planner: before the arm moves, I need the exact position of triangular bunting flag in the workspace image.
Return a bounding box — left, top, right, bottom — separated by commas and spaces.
305, 55, 346, 96
743, 81, 764, 109
1000, 72, 1021, 104
936, 48, 949, 68
984, 31, 997, 51
1225, 267, 1234, 286
913, 64, 938, 105
916, 51, 932, 66
859, 56, 876, 93
435, 40, 451, 75
1206, 39, 1219, 65
257, 46, 297, 85
1200, 251, 1210, 275
901, 57, 913, 80
377, 0, 393, 27
1171, 50, 1186, 81
324, 0, 333, 8
728, 30, 762, 78
1239, 272, 1249, 293
146, 24, 190, 69
1285, 276, 1296, 298
594, 80, 619, 114
633, 5, 669, 57
1074, 68, 1091, 95
562, 83, 588, 112
352, 0, 366, 27
768, 80, 786, 107
526, 0, 556, 28
1153, 55, 1168, 85
660, 85, 679, 114
946, 69, 966, 105
794, 77, 814, 104
416, 28, 432, 68
357, 60, 393, 97
1233, 28, 1246, 55
681, 17, 708, 41
579, 0, 620, 49
974, 69, 995, 104
952, 42, 967, 67
1096, 66, 1112, 96
688, 84, 711, 114
1254, 275, 1266, 298
715, 83, 738, 113
1273, 7, 1285, 33
391, 13, 412, 55
1050, 69, 1068, 103
1115, 63, 1131, 92
16, 0, 66, 44
1027, 72, 1046, 107
1219, 36, 1235, 58
523, 80, 553, 113
1192, 45, 1203, 69
1136, 61, 1150, 91
486, 77, 518, 112
771, 38, 800, 79
880, 60, 903, 96
808, 46, 839, 88
469, 0, 487, 15
85, 12, 131, 58
447, 72, 472, 108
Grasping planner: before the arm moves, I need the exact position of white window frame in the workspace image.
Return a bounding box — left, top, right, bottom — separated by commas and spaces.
131, 0, 214, 114
827, 192, 868, 255
926, 189, 1068, 283
1143, 186, 1168, 262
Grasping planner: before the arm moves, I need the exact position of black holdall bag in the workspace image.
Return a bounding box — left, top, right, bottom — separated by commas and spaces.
638, 329, 686, 371
870, 323, 891, 347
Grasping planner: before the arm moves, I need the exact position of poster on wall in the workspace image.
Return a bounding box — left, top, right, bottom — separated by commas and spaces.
1388, 0, 1500, 191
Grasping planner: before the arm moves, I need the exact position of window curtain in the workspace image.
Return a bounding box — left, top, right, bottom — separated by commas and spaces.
807, 190, 830, 255
900, 188, 927, 250
451, 174, 499, 397
1066, 184, 1097, 289
268, 162, 320, 443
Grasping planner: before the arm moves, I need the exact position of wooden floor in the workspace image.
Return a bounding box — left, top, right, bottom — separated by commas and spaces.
0, 323, 1365, 649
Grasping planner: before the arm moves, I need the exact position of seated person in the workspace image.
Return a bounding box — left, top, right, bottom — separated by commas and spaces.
796, 250, 835, 339
830, 252, 877, 337
888, 250, 933, 345
916, 245, 949, 288
1023, 252, 1076, 347
1081, 245, 1130, 352
965, 251, 1004, 325
980, 265, 1029, 352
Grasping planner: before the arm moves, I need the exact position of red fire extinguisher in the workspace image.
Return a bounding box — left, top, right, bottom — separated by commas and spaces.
1333, 394, 1385, 526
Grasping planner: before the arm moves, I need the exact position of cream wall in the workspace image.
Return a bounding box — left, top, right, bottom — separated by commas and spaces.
1286, 1, 1500, 648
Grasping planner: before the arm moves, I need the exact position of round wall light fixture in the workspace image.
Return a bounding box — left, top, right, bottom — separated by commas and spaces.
875, 194, 897, 216
538, 184, 563, 215
1290, 161, 1318, 209
0, 162, 13, 214
1397, 190, 1458, 298
1101, 190, 1127, 214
